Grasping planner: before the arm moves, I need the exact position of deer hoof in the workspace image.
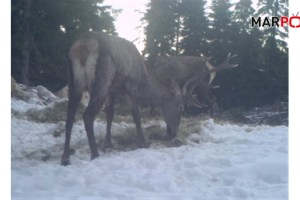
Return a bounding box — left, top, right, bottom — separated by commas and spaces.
61, 159, 71, 166
91, 152, 100, 160
138, 141, 148, 148
166, 133, 177, 140
104, 141, 114, 148
103, 143, 114, 152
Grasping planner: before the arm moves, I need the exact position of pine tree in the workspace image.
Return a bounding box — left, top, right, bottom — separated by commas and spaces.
143, 0, 179, 59
256, 0, 288, 103
207, 0, 238, 108
215, 0, 288, 108
11, 0, 116, 90
179, 0, 209, 56
256, 0, 288, 51
233, 0, 255, 34
141, 0, 287, 109
209, 0, 237, 63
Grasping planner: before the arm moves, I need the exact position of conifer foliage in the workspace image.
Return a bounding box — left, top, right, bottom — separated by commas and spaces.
11, 0, 288, 110
12, 0, 116, 91
143, 0, 288, 109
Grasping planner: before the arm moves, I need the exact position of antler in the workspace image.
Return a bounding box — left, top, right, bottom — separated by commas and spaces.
217, 53, 238, 69
185, 92, 207, 108
181, 52, 238, 109
182, 76, 209, 108
194, 53, 239, 81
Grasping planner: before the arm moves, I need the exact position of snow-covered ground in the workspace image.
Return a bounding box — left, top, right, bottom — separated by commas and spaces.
11, 98, 288, 200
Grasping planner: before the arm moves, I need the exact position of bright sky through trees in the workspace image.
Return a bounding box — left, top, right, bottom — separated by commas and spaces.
104, 0, 148, 52
104, 0, 260, 53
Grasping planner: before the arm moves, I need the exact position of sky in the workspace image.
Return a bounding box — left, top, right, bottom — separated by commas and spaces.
104, 0, 148, 52
103, 0, 260, 53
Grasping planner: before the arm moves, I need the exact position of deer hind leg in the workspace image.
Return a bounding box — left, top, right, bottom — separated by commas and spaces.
103, 95, 115, 151
61, 67, 84, 166
83, 55, 116, 160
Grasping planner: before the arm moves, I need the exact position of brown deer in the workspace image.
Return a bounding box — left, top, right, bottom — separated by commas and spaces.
148, 53, 238, 117
62, 32, 191, 165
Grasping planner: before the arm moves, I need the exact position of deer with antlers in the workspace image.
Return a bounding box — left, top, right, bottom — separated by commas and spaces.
148, 53, 238, 117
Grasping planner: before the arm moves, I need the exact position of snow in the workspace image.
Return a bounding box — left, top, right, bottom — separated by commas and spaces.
11, 99, 288, 200
11, 98, 45, 112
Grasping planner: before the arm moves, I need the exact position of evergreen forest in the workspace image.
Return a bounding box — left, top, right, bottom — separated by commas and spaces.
11, 0, 288, 111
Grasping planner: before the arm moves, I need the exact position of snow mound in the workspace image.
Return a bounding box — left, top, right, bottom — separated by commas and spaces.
12, 96, 288, 200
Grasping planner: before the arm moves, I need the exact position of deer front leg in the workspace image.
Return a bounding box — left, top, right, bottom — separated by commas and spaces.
125, 92, 146, 148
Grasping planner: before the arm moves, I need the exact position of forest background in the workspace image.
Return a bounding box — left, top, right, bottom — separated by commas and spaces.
11, 0, 288, 111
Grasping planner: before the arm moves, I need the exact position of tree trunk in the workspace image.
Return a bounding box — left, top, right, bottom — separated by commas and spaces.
175, 5, 181, 56
175, 19, 180, 56
21, 0, 31, 86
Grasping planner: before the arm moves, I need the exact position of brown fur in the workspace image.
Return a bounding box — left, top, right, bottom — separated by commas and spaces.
69, 39, 99, 67
78, 45, 88, 66
61, 32, 187, 165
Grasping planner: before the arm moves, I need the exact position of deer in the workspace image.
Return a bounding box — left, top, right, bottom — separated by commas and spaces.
62, 32, 193, 165
148, 53, 238, 117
